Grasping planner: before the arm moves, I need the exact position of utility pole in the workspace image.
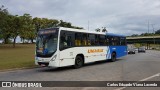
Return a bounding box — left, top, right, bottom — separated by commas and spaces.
148, 20, 149, 33
88, 21, 89, 31
147, 20, 150, 49
151, 24, 156, 48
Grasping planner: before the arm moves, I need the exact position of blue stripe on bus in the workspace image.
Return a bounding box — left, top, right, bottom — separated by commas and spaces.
106, 46, 127, 59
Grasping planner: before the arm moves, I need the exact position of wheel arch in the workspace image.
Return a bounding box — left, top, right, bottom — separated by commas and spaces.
112, 51, 117, 56
76, 54, 85, 62
110, 51, 117, 62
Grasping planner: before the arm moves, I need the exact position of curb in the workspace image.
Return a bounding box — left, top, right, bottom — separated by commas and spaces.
0, 66, 40, 72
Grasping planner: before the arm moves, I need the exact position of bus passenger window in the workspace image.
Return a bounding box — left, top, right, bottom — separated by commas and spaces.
95, 35, 99, 45
104, 36, 109, 45
107, 36, 113, 46
75, 40, 78, 46
120, 37, 126, 45
99, 35, 105, 45
82, 34, 87, 46
88, 40, 91, 45
88, 34, 95, 46
67, 36, 72, 47
60, 33, 67, 48
75, 33, 82, 46
60, 30, 75, 50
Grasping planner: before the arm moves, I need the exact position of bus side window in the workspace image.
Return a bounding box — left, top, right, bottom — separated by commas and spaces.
60, 32, 67, 50
120, 37, 126, 45
88, 34, 90, 46
105, 36, 109, 45
108, 36, 113, 46
95, 35, 99, 45
88, 34, 95, 46
114, 37, 118, 45
75, 33, 82, 46
117, 37, 120, 45
67, 36, 72, 47
110, 37, 113, 45
99, 35, 105, 45
82, 34, 87, 46
60, 30, 74, 50
112, 37, 116, 45
65, 32, 74, 47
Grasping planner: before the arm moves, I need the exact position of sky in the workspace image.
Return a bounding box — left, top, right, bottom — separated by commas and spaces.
1, 0, 160, 36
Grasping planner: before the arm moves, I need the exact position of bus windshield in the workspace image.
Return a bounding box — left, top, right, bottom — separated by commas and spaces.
36, 29, 58, 57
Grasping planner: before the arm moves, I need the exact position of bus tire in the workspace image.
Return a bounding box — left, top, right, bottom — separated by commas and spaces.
74, 56, 84, 69
110, 52, 116, 62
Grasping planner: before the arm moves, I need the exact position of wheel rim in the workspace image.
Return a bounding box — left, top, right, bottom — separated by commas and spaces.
77, 59, 82, 66
112, 53, 116, 61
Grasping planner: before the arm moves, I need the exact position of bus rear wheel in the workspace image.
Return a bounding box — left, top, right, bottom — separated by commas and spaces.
110, 53, 116, 62
74, 56, 84, 69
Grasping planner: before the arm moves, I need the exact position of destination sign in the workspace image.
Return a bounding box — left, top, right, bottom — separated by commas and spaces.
38, 30, 56, 35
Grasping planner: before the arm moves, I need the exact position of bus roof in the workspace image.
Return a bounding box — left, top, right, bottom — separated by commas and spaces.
59, 27, 106, 35
39, 27, 125, 37
106, 33, 126, 37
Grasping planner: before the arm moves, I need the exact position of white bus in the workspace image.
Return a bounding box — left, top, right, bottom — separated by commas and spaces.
35, 27, 127, 68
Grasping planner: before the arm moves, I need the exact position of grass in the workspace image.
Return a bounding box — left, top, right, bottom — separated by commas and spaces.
0, 44, 36, 70
134, 43, 141, 48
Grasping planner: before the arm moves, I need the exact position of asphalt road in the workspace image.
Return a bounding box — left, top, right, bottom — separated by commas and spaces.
0, 50, 160, 90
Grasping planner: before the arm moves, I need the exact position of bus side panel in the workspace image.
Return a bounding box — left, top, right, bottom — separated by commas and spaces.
59, 48, 75, 67
59, 46, 108, 67
59, 46, 127, 67
107, 46, 127, 59
48, 51, 60, 67
84, 46, 108, 63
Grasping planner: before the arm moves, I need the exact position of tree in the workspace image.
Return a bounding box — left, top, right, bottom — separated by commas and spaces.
0, 5, 84, 45
0, 29, 2, 40
0, 5, 10, 43
95, 28, 101, 32
140, 33, 154, 36
33, 17, 41, 33
20, 14, 35, 43
58, 20, 72, 28
10, 15, 23, 47
72, 26, 83, 29
41, 18, 59, 28
33, 17, 59, 32
102, 27, 107, 32
131, 34, 139, 37
155, 29, 160, 34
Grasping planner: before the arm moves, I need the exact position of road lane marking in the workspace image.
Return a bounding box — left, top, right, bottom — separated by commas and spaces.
115, 73, 160, 90
139, 73, 160, 81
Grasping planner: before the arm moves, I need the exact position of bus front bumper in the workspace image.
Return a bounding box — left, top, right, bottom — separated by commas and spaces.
35, 57, 59, 68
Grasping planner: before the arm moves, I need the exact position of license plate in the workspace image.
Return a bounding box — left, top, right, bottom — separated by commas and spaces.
41, 64, 46, 67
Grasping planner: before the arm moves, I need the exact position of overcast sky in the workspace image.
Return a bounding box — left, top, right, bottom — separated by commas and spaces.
1, 0, 160, 35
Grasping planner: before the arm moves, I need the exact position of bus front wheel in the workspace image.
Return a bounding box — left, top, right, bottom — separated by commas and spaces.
74, 56, 84, 69
110, 53, 116, 62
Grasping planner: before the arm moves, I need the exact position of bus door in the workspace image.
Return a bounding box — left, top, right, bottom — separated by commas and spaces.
59, 31, 75, 66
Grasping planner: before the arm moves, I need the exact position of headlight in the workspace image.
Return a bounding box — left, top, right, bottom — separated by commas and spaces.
50, 55, 57, 61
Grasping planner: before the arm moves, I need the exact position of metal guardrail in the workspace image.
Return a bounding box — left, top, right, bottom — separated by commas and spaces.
127, 36, 160, 39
